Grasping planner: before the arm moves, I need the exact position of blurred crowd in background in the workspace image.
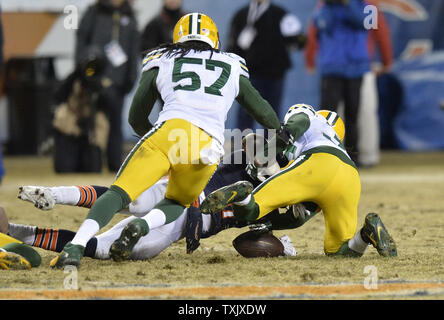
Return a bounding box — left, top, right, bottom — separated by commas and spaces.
0, 0, 443, 180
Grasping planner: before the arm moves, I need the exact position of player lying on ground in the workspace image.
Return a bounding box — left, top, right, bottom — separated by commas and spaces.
0, 207, 42, 270
201, 105, 398, 258
51, 12, 285, 268
15, 147, 303, 261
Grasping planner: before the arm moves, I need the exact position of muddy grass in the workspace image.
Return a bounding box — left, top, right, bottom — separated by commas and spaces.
0, 152, 443, 298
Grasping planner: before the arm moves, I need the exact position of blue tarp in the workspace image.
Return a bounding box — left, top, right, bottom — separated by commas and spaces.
391, 51, 444, 150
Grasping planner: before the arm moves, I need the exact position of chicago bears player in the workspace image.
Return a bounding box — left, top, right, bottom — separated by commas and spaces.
201, 104, 398, 258
50, 12, 284, 268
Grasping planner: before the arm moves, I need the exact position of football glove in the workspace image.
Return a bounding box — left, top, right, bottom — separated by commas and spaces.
248, 221, 272, 235
0, 249, 32, 270
276, 124, 294, 146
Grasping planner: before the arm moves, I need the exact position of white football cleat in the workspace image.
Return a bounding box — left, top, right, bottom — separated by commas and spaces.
279, 235, 297, 257
18, 186, 55, 211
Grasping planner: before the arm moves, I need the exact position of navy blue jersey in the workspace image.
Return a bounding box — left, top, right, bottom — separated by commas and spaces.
201, 150, 256, 238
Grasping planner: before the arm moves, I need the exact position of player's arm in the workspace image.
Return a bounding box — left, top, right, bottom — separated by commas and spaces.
255, 113, 310, 167
127, 68, 160, 137
236, 76, 281, 130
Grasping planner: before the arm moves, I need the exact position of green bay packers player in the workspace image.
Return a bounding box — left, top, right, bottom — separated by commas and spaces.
51, 13, 283, 267
201, 105, 397, 258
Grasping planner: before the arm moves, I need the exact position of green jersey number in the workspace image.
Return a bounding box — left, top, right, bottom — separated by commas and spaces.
172, 58, 231, 96
322, 132, 346, 151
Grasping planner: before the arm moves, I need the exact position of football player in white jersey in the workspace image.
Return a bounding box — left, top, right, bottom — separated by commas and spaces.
201, 104, 398, 258
51, 13, 285, 268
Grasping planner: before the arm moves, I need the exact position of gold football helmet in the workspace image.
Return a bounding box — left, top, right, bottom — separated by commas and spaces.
317, 110, 345, 142
173, 13, 220, 49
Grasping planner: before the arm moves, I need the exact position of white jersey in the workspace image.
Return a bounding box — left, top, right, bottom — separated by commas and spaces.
142, 48, 250, 145
282, 106, 352, 161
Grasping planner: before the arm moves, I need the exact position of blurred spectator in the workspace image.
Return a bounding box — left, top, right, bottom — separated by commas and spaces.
227, 0, 306, 131
357, 1, 393, 167
0, 10, 4, 184
305, 0, 370, 164
52, 48, 110, 173
306, 0, 393, 167
75, 0, 140, 172
141, 0, 185, 52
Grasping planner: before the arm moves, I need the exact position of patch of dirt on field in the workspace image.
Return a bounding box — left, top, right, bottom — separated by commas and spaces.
0, 152, 443, 299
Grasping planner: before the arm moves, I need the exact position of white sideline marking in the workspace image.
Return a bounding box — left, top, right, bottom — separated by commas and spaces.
360, 173, 444, 183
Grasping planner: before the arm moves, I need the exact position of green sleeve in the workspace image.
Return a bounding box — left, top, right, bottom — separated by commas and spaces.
235, 76, 281, 130
285, 113, 311, 140
128, 68, 160, 137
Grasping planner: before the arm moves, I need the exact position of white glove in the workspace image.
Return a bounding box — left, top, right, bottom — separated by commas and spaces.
279, 235, 297, 256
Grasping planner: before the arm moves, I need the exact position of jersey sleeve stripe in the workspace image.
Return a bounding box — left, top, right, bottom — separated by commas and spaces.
239, 62, 249, 71
143, 53, 162, 65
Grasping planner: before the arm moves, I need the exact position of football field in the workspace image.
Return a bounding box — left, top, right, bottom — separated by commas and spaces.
0, 151, 443, 299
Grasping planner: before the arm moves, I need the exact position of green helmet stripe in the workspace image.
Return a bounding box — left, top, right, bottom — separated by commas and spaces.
197, 13, 201, 34
188, 14, 193, 34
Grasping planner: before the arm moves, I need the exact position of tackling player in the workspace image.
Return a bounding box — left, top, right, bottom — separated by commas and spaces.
15, 143, 299, 260
201, 104, 398, 258
51, 13, 284, 268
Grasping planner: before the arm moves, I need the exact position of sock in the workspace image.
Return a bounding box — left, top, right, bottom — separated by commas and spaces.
348, 229, 369, 254
49, 185, 108, 208
76, 185, 101, 208
234, 194, 251, 206
7, 223, 37, 245
141, 209, 165, 230
49, 186, 81, 206
232, 195, 259, 221
70, 219, 100, 248
70, 186, 131, 248
86, 186, 131, 228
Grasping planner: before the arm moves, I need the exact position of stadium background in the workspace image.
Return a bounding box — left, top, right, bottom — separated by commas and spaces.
0, 0, 443, 152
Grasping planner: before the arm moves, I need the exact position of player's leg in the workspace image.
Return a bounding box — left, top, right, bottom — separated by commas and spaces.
0, 233, 41, 269
7, 223, 98, 257
18, 185, 108, 210
52, 124, 171, 268
18, 179, 169, 216
319, 161, 361, 256
201, 153, 325, 221
110, 120, 220, 261
128, 178, 168, 217
95, 210, 187, 260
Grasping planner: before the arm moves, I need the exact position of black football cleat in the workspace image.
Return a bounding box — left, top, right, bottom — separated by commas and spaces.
110, 218, 148, 262
199, 181, 254, 215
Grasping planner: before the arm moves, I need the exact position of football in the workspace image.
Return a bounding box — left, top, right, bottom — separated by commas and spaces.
232, 231, 284, 258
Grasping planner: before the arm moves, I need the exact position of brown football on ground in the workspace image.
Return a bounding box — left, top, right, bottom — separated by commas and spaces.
233, 230, 284, 258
